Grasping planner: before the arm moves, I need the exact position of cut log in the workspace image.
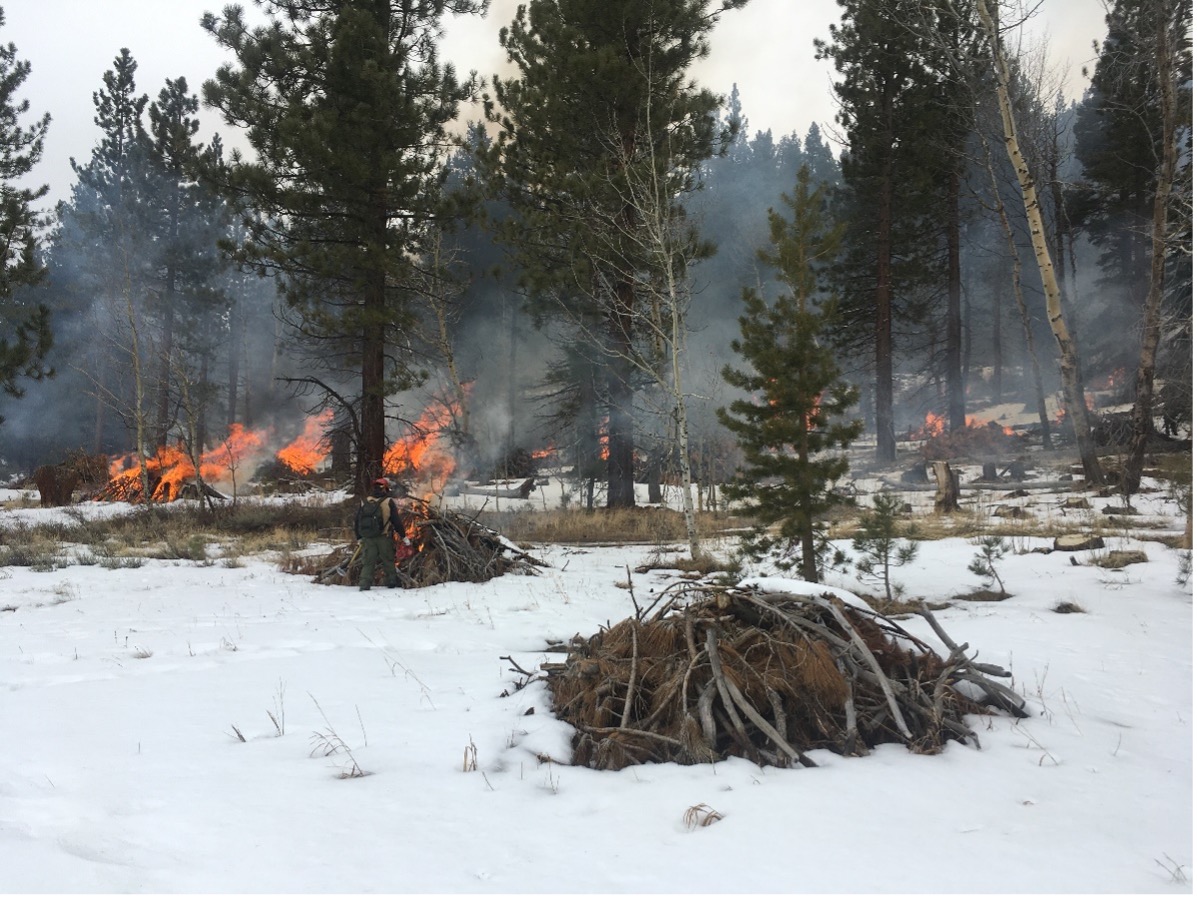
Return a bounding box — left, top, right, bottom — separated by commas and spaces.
1053, 534, 1106, 552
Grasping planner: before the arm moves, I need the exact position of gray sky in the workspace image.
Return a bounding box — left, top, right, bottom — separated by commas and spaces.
7, 0, 1106, 209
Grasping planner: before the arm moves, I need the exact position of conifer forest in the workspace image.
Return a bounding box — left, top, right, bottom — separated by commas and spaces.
0, 0, 1191, 515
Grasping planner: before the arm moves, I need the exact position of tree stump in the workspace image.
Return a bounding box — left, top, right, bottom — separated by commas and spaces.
932, 461, 959, 513
1053, 534, 1106, 552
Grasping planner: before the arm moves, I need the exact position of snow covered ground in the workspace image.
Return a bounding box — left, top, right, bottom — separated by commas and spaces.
0, 476, 1191, 893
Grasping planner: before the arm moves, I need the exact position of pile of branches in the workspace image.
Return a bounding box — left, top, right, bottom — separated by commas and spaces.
32, 449, 110, 506
293, 500, 547, 588
90, 472, 226, 504
538, 584, 1026, 771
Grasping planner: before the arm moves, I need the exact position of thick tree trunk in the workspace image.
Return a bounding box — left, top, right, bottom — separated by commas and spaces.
1122, 0, 1179, 495
358, 199, 389, 496
874, 126, 896, 464
990, 272, 1002, 404
505, 294, 518, 460
360, 316, 387, 494
976, 0, 1103, 484
947, 166, 966, 431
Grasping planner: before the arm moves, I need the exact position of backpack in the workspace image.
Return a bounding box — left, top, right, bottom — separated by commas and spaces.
356, 497, 387, 538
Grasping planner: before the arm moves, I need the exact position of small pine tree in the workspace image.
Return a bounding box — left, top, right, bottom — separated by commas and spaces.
851, 493, 918, 602
718, 166, 861, 582
968, 535, 1011, 597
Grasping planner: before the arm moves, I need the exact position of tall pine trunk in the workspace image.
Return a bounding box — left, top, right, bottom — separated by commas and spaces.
1122, 0, 1179, 494
947, 165, 966, 430
358, 195, 389, 496
874, 110, 896, 464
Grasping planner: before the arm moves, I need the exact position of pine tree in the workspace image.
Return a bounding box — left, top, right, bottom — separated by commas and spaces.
59, 48, 153, 454
482, 0, 746, 508
203, 0, 484, 493
816, 0, 946, 463
145, 75, 221, 447
1072, 0, 1192, 492
718, 166, 861, 582
0, 9, 52, 423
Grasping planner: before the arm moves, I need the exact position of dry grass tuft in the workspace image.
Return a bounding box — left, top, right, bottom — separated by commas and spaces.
1092, 549, 1149, 569
683, 804, 724, 829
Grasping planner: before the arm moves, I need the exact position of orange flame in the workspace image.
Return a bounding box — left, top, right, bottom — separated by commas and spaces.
218, 423, 266, 470
104, 422, 274, 503
277, 410, 333, 475
913, 411, 1015, 439
384, 391, 465, 492
922, 411, 947, 438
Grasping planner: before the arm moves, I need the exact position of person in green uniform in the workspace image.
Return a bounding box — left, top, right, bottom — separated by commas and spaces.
354, 477, 399, 590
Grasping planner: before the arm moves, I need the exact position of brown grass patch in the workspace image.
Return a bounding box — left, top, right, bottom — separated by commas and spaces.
475, 506, 744, 546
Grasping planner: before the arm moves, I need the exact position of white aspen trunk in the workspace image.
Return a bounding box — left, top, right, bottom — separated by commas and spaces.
982, 139, 1053, 448
975, 0, 1103, 485
667, 270, 700, 561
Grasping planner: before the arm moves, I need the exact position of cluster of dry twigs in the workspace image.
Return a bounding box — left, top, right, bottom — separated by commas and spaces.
291, 500, 546, 588
539, 584, 1026, 771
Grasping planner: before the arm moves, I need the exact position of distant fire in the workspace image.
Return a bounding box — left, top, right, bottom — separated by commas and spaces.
909, 410, 1013, 440
97, 390, 475, 504
919, 411, 947, 439
106, 425, 270, 503
1088, 367, 1128, 393
277, 409, 333, 475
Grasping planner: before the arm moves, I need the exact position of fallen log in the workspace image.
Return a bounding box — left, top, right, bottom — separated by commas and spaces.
457, 477, 537, 500
880, 478, 1077, 492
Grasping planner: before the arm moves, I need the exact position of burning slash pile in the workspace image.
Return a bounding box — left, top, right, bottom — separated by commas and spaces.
292, 499, 547, 588
913, 413, 1022, 460
539, 584, 1026, 771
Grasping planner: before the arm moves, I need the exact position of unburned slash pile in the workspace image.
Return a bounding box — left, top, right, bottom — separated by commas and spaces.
538, 584, 1027, 771
288, 500, 547, 588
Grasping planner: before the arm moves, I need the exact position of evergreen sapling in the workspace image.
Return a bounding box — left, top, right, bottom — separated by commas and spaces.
718, 165, 861, 582
968, 535, 1011, 597
851, 493, 918, 602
